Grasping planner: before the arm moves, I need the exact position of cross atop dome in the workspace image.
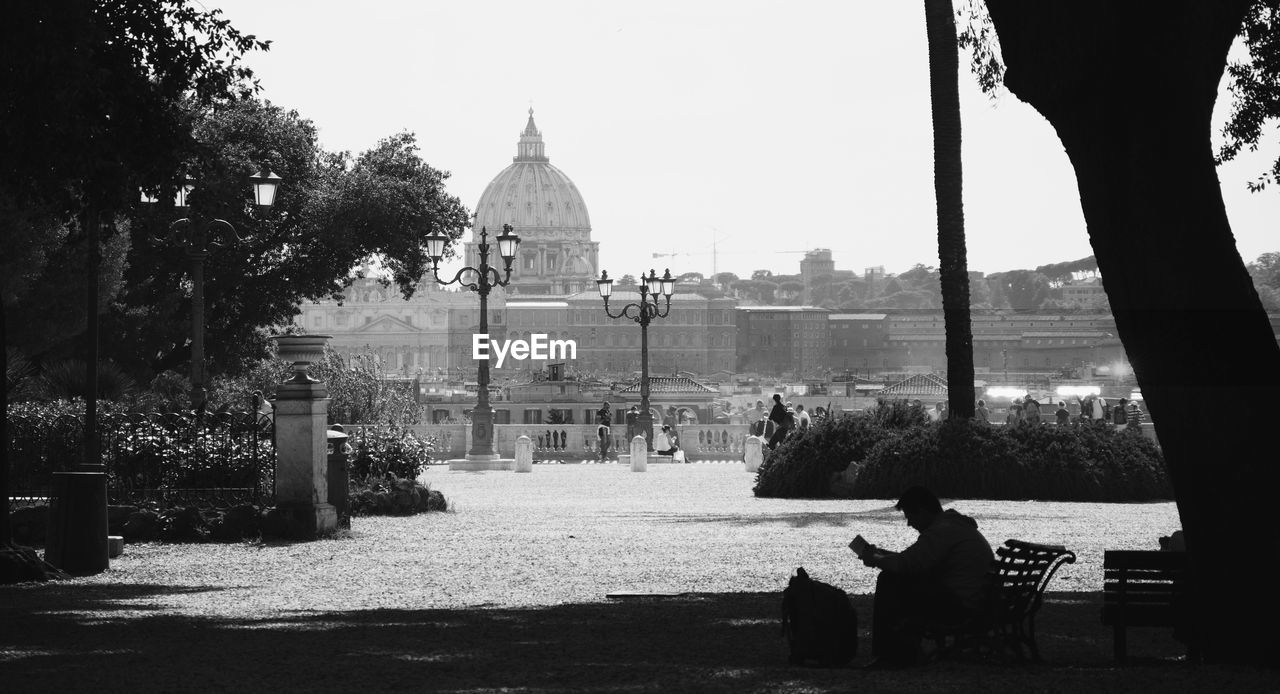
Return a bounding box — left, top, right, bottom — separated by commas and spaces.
516, 108, 548, 162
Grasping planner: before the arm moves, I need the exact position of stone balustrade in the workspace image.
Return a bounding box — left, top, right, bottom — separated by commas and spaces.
342, 423, 752, 462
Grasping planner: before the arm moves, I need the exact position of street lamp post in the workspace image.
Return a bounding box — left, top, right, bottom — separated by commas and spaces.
424, 224, 520, 461
597, 268, 676, 450
145, 171, 281, 411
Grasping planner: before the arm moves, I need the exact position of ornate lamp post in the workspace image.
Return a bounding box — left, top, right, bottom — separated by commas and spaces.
424, 224, 520, 462
144, 170, 281, 411
597, 268, 676, 450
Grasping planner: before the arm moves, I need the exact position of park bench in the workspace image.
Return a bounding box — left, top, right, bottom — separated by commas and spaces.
928, 539, 1077, 662
1101, 550, 1194, 662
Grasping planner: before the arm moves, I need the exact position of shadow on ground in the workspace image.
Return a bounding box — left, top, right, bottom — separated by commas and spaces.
2, 587, 1272, 693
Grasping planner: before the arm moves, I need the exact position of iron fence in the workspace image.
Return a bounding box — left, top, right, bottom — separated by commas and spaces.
7, 408, 275, 512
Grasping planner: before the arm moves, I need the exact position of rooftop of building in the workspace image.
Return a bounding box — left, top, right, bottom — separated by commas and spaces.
617, 375, 718, 394
878, 372, 950, 397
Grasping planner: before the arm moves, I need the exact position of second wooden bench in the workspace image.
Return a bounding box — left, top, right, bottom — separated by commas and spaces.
1101, 550, 1195, 662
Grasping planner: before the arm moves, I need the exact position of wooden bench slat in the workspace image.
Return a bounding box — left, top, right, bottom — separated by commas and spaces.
1104, 583, 1183, 593
1100, 549, 1193, 662
1103, 551, 1189, 570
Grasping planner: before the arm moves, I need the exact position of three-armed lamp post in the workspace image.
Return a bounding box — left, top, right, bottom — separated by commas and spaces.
597, 268, 676, 450
144, 170, 282, 411
424, 224, 521, 462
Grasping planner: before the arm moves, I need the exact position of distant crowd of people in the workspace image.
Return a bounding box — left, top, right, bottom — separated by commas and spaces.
588, 389, 1146, 463
921, 395, 1145, 429
742, 393, 816, 450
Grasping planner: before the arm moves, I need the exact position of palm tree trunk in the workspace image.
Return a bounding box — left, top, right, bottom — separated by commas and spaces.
926, 0, 975, 419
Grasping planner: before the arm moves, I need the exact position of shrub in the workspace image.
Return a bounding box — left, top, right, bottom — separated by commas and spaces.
206, 346, 423, 426
754, 399, 924, 498
26, 359, 138, 402
6, 400, 272, 498
348, 478, 449, 517
348, 425, 435, 483
851, 419, 1171, 501
310, 349, 422, 426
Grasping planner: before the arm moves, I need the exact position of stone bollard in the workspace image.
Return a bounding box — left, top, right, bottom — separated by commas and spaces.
744, 436, 764, 473
514, 435, 534, 473
630, 435, 648, 472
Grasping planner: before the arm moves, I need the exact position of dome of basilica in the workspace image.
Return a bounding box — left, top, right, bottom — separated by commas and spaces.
466, 110, 600, 296
472, 109, 591, 236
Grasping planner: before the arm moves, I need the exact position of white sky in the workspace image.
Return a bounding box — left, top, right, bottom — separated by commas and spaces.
209, 0, 1278, 281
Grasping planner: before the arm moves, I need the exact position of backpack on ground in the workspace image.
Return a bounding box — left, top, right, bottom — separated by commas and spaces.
781, 567, 858, 667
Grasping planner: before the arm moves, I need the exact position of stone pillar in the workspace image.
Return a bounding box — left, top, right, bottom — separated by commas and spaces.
273, 382, 337, 540
744, 436, 764, 473
630, 435, 647, 472
514, 435, 534, 472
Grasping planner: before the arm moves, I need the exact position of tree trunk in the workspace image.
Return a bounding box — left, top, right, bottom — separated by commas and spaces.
926, 0, 976, 419
986, 0, 1280, 664
1, 295, 9, 545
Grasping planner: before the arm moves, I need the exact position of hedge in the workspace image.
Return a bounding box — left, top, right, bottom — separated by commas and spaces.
754, 410, 1171, 501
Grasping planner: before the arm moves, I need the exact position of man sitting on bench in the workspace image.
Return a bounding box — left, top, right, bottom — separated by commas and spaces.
853, 486, 995, 669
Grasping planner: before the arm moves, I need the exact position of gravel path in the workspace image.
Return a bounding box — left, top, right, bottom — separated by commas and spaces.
7, 464, 1233, 694
38, 464, 1178, 615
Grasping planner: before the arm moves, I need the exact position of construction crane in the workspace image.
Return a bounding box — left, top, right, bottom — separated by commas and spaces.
652, 249, 810, 277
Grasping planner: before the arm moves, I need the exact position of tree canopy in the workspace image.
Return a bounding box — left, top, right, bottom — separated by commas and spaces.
100, 100, 470, 381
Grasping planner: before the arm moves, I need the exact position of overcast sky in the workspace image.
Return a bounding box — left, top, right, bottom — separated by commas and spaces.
209, 0, 1278, 281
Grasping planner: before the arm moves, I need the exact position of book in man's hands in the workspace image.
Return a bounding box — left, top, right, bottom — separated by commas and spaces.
848, 534, 870, 558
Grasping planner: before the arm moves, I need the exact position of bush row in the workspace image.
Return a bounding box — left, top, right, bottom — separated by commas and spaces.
754, 404, 1170, 501
9, 476, 450, 547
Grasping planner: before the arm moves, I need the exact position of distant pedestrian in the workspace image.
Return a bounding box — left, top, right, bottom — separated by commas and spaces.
1126, 400, 1144, 427
1092, 396, 1107, 422
597, 422, 612, 460
625, 405, 639, 440
653, 425, 678, 456
795, 404, 811, 432
751, 399, 768, 437
975, 400, 990, 424
1023, 394, 1042, 425
927, 402, 945, 422
1113, 398, 1129, 429
1055, 401, 1070, 426
767, 394, 791, 449
1006, 403, 1023, 426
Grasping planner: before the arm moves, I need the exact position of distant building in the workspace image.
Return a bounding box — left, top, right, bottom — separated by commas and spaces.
827, 313, 888, 373
735, 306, 830, 377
